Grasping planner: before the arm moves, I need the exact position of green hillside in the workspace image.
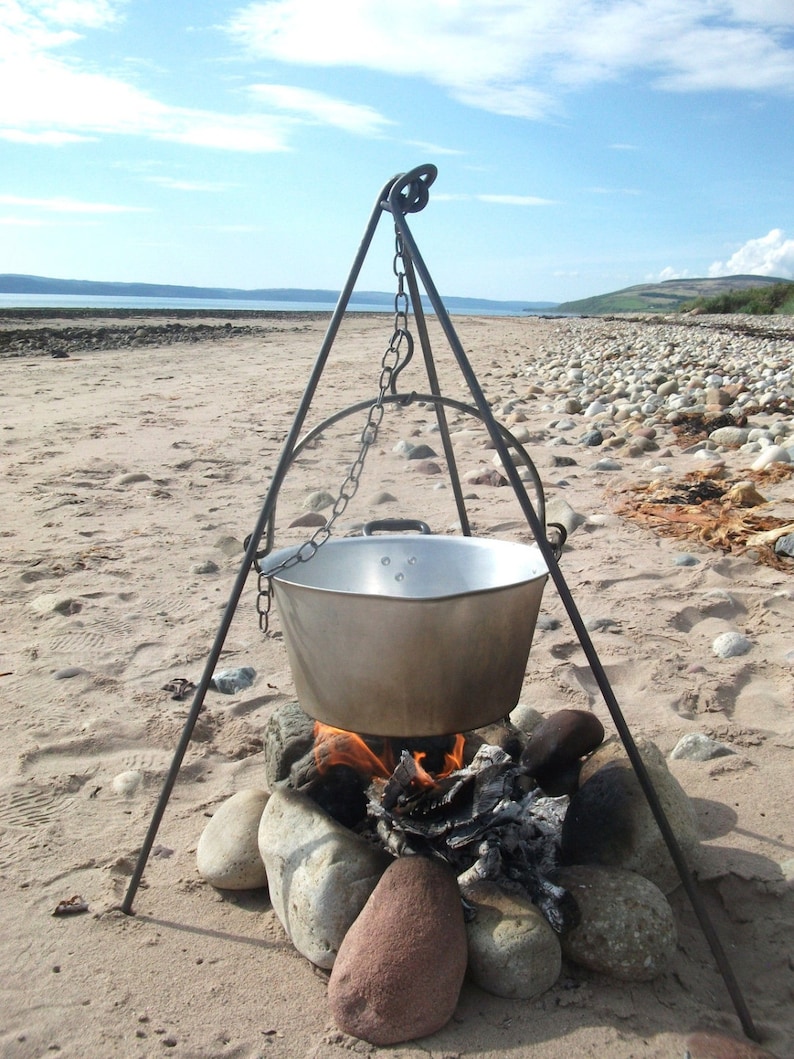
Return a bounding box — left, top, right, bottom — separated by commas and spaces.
555, 275, 789, 315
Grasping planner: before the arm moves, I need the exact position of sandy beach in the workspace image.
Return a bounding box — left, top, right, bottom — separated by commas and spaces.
1, 309, 792, 1059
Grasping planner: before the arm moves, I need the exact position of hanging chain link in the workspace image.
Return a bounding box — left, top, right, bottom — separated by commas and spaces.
256, 229, 414, 634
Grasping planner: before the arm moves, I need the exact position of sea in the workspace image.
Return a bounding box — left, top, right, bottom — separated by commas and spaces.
0, 294, 539, 317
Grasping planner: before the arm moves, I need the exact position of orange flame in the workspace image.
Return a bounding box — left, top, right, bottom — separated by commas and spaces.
313, 722, 465, 789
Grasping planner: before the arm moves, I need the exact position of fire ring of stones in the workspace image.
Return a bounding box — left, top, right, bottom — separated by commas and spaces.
196, 700, 699, 1046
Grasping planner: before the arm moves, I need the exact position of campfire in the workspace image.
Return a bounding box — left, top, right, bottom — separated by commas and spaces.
198, 701, 689, 1045
290, 719, 579, 935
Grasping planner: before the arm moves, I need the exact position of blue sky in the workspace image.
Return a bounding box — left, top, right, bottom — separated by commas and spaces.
1, 0, 793, 303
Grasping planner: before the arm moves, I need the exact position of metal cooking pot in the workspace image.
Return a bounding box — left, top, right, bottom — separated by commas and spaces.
258, 525, 548, 737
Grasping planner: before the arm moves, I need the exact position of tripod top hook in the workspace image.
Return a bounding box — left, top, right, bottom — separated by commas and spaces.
382, 164, 438, 215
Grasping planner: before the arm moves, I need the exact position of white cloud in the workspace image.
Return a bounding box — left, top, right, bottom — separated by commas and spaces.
0, 193, 150, 212
709, 229, 794, 279
0, 1, 293, 150
145, 177, 238, 192
247, 84, 392, 136
655, 266, 692, 281
433, 193, 557, 206
227, 1, 794, 119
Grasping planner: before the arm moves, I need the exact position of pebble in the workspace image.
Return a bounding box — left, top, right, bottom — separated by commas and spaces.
563, 737, 700, 894
258, 787, 390, 969
210, 666, 255, 694
590, 458, 622, 471
196, 789, 269, 890
751, 444, 790, 469
556, 864, 677, 980
712, 631, 752, 658
303, 489, 335, 512
670, 732, 735, 762
327, 856, 467, 1045
521, 708, 605, 796
53, 666, 87, 679
673, 553, 700, 566
465, 880, 561, 999
112, 770, 143, 797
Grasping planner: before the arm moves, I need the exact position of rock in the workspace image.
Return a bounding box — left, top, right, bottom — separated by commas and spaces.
263, 700, 316, 788
556, 865, 677, 980
111, 770, 143, 796
196, 789, 269, 890
673, 553, 700, 566
580, 428, 603, 447
563, 738, 700, 893
327, 856, 467, 1045
509, 703, 545, 736
53, 666, 87, 679
521, 709, 605, 796
258, 787, 390, 969
210, 666, 255, 694
751, 445, 790, 470
303, 489, 335, 511
545, 497, 587, 536
775, 532, 794, 558
406, 443, 437, 460
192, 559, 220, 574
591, 457, 622, 471
708, 426, 749, 447
288, 511, 327, 528
670, 733, 735, 762
712, 631, 752, 658
465, 881, 561, 999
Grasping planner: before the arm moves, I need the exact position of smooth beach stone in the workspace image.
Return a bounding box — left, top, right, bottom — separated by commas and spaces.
263, 700, 315, 788
708, 426, 749, 447
196, 788, 269, 890
509, 703, 545, 736
302, 489, 335, 511
712, 631, 752, 659
327, 855, 467, 1045
111, 770, 143, 797
53, 666, 88, 679
288, 511, 326, 528
545, 496, 587, 536
564, 738, 700, 894
192, 558, 220, 574
670, 732, 735, 762
774, 532, 794, 558
210, 666, 255, 694
465, 881, 561, 999
556, 865, 676, 981
258, 787, 390, 969
521, 709, 605, 796
751, 445, 790, 470
673, 553, 700, 566
579, 428, 603, 447
406, 443, 438, 460
590, 457, 622, 471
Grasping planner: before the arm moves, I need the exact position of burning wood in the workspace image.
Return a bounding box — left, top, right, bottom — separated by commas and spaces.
366, 743, 578, 935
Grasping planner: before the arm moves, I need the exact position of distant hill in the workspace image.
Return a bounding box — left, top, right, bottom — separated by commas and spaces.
555, 275, 789, 315
0, 274, 556, 314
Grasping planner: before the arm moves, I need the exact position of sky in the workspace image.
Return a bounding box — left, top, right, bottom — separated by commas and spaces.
1, 0, 793, 304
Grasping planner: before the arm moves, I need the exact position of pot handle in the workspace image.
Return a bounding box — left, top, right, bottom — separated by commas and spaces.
361, 518, 432, 536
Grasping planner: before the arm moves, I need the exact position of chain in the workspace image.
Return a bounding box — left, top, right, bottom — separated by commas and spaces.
256, 229, 414, 633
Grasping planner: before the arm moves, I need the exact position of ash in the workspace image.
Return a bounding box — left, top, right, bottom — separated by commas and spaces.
365, 743, 578, 934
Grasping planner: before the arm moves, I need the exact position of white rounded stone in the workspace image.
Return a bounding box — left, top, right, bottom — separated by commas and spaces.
197, 788, 269, 890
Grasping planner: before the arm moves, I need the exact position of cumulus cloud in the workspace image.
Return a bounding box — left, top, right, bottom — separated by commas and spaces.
709, 229, 794, 279
654, 266, 692, 281
227, 0, 794, 119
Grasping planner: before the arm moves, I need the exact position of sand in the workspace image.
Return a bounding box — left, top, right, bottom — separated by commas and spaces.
1, 310, 792, 1059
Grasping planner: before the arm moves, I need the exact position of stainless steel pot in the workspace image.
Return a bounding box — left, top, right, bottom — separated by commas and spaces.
258, 531, 548, 736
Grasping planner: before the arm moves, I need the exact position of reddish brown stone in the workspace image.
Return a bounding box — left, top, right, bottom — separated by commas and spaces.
521, 709, 605, 796
327, 855, 467, 1045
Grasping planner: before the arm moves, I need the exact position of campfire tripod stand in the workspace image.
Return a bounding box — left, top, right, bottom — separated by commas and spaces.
122, 164, 759, 1042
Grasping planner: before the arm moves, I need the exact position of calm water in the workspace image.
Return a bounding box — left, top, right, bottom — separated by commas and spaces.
0, 294, 535, 317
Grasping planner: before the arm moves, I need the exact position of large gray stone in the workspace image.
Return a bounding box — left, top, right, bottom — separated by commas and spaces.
557, 864, 677, 980
465, 881, 561, 999
562, 737, 699, 894
258, 787, 390, 969
196, 788, 269, 890
328, 856, 467, 1045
